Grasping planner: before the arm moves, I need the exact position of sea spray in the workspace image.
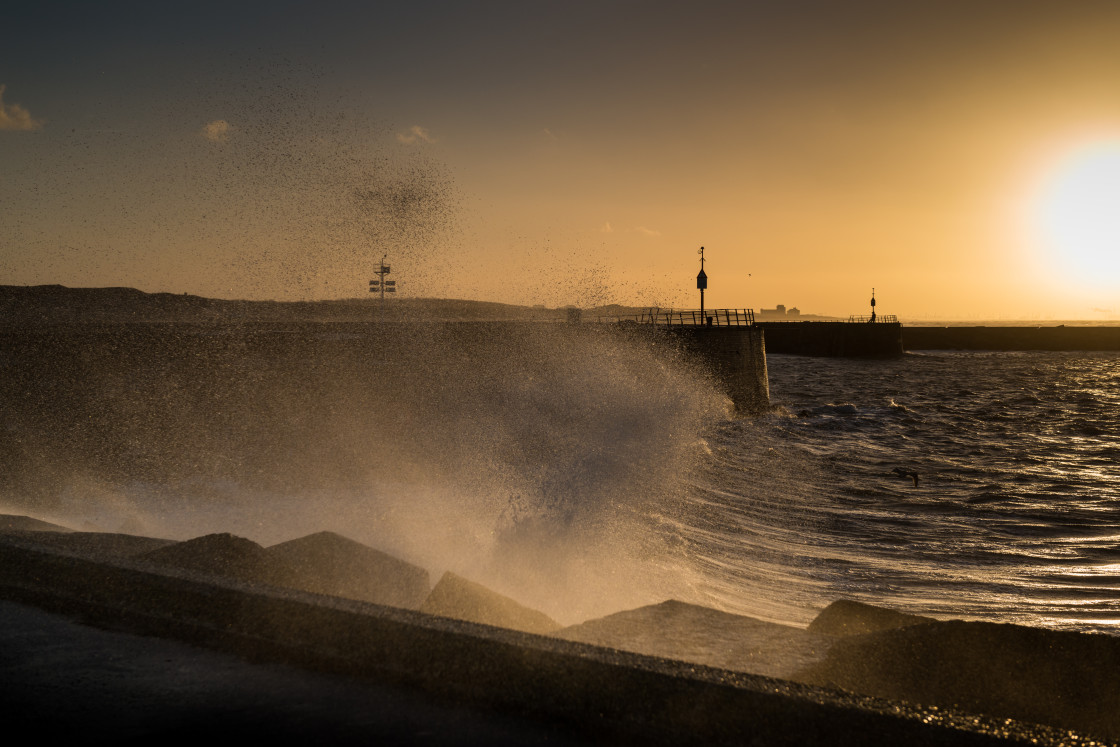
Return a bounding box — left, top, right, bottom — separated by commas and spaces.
677, 412, 834, 627
0, 320, 731, 623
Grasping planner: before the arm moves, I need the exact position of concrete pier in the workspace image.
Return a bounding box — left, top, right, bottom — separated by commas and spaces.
756, 321, 904, 357
661, 325, 770, 414
596, 309, 770, 414
904, 325, 1120, 351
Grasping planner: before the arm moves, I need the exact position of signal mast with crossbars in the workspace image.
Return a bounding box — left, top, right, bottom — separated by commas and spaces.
369, 255, 396, 304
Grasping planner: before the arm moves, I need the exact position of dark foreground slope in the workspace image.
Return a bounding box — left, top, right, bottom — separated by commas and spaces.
0, 530, 1104, 747
798, 617, 1120, 741
0, 600, 586, 747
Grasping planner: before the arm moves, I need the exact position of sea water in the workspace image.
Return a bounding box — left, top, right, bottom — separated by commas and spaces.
696, 351, 1120, 634
2, 325, 1117, 633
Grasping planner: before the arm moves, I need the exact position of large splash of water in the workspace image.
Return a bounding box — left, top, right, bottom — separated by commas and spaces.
1, 320, 732, 623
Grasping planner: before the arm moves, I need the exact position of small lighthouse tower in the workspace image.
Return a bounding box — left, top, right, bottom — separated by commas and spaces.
869, 288, 877, 323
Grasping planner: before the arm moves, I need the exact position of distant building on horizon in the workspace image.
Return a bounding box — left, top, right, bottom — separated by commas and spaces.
757, 304, 801, 319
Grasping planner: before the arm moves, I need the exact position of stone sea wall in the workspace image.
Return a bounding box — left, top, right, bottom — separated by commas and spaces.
1, 518, 1115, 746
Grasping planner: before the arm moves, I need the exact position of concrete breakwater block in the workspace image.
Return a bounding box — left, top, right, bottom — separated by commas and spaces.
0, 514, 176, 560
139, 532, 291, 586
794, 618, 1120, 742
0, 514, 74, 533
0, 540, 1087, 746
11, 530, 176, 561
557, 599, 832, 680
141, 531, 432, 611
808, 599, 936, 637
420, 571, 560, 635
263, 531, 430, 610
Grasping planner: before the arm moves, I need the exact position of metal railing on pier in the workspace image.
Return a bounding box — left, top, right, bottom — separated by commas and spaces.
846, 314, 899, 324
597, 308, 755, 327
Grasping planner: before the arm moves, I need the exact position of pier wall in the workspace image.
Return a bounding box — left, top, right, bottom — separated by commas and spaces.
756, 321, 903, 357
660, 326, 770, 414
903, 326, 1120, 351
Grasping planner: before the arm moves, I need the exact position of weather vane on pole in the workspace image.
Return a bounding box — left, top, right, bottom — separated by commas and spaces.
369, 254, 396, 316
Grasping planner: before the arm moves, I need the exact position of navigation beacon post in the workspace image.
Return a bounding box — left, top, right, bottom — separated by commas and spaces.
651, 244, 769, 413
697, 246, 708, 324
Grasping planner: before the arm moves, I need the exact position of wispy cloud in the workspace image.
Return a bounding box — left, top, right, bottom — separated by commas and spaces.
397, 124, 435, 145
0, 85, 43, 131
600, 221, 613, 233
634, 226, 661, 237
201, 119, 232, 142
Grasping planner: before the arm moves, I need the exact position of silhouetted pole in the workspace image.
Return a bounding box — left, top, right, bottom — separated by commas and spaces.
369, 255, 396, 318
697, 246, 708, 321
870, 287, 877, 323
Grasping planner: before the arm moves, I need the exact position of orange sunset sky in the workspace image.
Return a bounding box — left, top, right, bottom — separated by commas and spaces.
2, 1, 1120, 319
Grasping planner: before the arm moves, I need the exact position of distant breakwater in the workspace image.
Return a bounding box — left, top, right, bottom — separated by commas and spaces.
757, 322, 1120, 355
756, 321, 904, 357
904, 326, 1120, 351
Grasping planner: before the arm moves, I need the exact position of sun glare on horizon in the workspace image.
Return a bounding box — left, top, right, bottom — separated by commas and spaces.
1032, 141, 1120, 288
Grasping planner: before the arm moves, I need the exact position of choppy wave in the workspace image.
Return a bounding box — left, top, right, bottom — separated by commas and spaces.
0, 322, 729, 624
3, 326, 1118, 632
683, 351, 1120, 633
